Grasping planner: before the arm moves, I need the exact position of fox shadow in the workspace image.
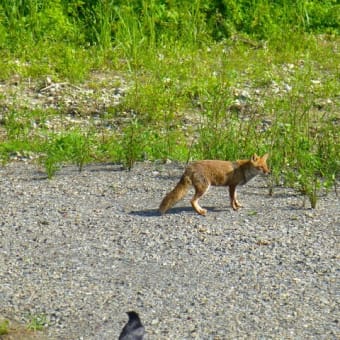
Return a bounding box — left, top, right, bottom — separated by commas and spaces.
129, 205, 224, 217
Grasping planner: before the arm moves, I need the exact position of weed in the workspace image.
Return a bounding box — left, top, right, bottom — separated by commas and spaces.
0, 319, 9, 335
26, 314, 47, 331
41, 129, 95, 178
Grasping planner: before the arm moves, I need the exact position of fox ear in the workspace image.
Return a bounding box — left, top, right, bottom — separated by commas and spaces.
251, 154, 258, 161
262, 153, 269, 161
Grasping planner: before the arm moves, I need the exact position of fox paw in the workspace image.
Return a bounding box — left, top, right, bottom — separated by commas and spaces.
197, 208, 207, 216
232, 200, 242, 210
232, 204, 240, 211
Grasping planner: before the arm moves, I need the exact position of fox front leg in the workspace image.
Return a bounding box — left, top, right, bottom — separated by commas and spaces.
229, 185, 242, 210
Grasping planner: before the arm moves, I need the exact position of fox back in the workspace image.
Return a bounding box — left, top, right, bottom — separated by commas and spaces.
185, 153, 269, 187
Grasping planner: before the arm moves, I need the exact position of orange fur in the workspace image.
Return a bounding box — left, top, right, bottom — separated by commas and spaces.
159, 154, 269, 215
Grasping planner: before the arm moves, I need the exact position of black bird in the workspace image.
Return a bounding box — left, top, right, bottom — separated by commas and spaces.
119, 311, 145, 340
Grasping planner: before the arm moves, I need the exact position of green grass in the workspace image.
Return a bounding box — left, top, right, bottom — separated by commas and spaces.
26, 314, 47, 332
0, 1, 339, 207
0, 319, 10, 335
0, 316, 47, 338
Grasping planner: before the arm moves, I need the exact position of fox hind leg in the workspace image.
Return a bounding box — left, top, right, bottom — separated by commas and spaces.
191, 183, 210, 216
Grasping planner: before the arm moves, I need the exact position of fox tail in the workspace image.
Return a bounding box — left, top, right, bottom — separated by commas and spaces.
159, 175, 191, 214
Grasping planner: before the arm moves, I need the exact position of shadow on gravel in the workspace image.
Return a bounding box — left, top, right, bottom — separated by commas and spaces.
130, 206, 224, 217
87, 163, 126, 172
23, 171, 49, 181
157, 173, 184, 180
129, 209, 161, 217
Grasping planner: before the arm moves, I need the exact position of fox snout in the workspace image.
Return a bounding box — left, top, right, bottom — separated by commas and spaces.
263, 166, 270, 175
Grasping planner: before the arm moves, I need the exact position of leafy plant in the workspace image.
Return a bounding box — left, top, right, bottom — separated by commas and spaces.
42, 129, 95, 178
26, 313, 47, 331
119, 119, 147, 170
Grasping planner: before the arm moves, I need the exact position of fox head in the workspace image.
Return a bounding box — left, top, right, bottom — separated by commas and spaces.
250, 153, 270, 175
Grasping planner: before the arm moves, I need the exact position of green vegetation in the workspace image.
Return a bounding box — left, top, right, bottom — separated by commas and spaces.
26, 314, 47, 331
0, 0, 339, 207
0, 316, 47, 338
0, 319, 10, 335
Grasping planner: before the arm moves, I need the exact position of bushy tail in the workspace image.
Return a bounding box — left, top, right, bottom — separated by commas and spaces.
159, 175, 191, 214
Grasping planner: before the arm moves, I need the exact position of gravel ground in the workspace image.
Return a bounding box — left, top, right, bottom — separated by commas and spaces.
0, 161, 339, 339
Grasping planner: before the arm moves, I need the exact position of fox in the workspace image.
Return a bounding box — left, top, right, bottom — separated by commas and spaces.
159, 153, 269, 216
